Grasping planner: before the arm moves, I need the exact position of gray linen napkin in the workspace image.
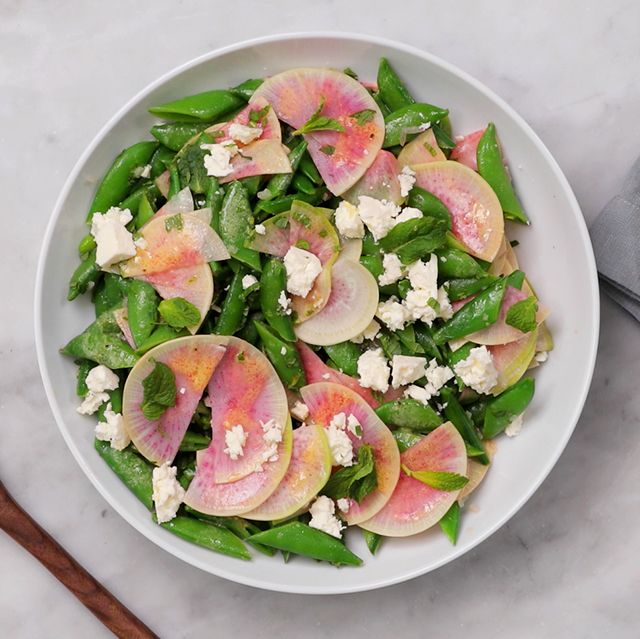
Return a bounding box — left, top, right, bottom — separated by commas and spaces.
590, 156, 640, 321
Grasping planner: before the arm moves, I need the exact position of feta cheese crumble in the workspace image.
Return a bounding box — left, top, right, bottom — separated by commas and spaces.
223, 424, 247, 460
453, 345, 498, 394
260, 419, 283, 464
241, 274, 258, 290
403, 359, 454, 404
90, 207, 137, 269
406, 255, 438, 297
77, 365, 120, 415
357, 348, 390, 393
437, 286, 454, 320
378, 253, 404, 286
505, 413, 524, 437
254, 223, 266, 235
391, 355, 427, 389
228, 122, 263, 145
308, 496, 345, 538
351, 318, 381, 344
277, 290, 292, 315
535, 351, 549, 363
291, 400, 309, 421
393, 206, 423, 226
356, 196, 400, 241
398, 166, 416, 197
94, 403, 130, 451
133, 164, 152, 179
152, 463, 185, 524
377, 296, 410, 331
201, 143, 237, 178
336, 498, 351, 513
326, 412, 355, 466
334, 200, 365, 239
77, 391, 110, 415
283, 246, 322, 297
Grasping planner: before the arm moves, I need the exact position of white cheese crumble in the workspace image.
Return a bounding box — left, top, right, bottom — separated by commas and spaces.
356, 196, 400, 241
505, 413, 524, 437
357, 348, 390, 393
77, 391, 110, 415
334, 200, 365, 239
254, 223, 266, 235
326, 413, 354, 467
291, 400, 309, 421
377, 296, 410, 331
404, 384, 431, 405
403, 289, 437, 325
223, 424, 247, 460
437, 286, 454, 320
94, 403, 130, 451
241, 274, 258, 290
393, 206, 423, 226
535, 351, 549, 363
90, 208, 137, 269
283, 246, 322, 297
398, 166, 416, 198
336, 498, 351, 513
133, 164, 152, 179
351, 318, 381, 344
403, 359, 454, 404
228, 122, 263, 145
406, 255, 438, 297
346, 414, 362, 438
453, 345, 498, 394
378, 253, 404, 286
134, 236, 148, 250
277, 290, 292, 315
77, 365, 120, 415
201, 143, 238, 178
391, 355, 427, 389
152, 463, 185, 524
260, 418, 283, 463
308, 496, 345, 538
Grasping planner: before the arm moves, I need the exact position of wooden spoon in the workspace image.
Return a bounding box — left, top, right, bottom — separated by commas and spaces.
0, 480, 158, 639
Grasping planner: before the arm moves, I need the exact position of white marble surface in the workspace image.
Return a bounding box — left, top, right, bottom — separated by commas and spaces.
1, 1, 639, 637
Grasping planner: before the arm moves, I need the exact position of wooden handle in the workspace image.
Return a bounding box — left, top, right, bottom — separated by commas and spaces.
0, 480, 158, 639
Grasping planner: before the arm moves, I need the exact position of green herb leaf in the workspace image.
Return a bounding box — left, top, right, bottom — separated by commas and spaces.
293, 97, 345, 136
319, 145, 335, 155
295, 239, 310, 250
402, 464, 468, 491
505, 296, 538, 333
439, 502, 461, 544
164, 213, 183, 232
343, 67, 359, 80
351, 109, 376, 126
158, 297, 201, 328
249, 104, 270, 126
323, 444, 378, 503
141, 360, 177, 421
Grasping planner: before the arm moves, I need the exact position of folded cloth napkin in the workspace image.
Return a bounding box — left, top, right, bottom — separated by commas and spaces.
590, 156, 640, 321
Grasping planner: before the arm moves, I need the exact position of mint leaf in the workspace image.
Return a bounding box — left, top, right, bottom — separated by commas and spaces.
249, 104, 270, 126
323, 444, 378, 503
351, 109, 376, 126
141, 360, 176, 421
164, 214, 183, 232
439, 502, 461, 545
402, 464, 468, 491
505, 296, 537, 333
319, 145, 335, 155
295, 239, 310, 250
158, 297, 201, 328
293, 96, 345, 136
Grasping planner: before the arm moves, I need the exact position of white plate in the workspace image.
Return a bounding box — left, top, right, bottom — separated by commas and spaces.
35, 32, 599, 594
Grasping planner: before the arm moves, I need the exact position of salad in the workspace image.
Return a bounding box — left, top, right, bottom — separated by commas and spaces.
62, 59, 552, 567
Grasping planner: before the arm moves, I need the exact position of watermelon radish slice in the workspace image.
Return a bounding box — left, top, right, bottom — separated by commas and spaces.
342, 150, 403, 205
340, 237, 363, 262
122, 336, 227, 464
155, 170, 170, 198
458, 439, 496, 504
141, 263, 213, 334
359, 422, 467, 537
294, 252, 379, 345
219, 139, 292, 184
204, 336, 291, 484
488, 329, 538, 395
397, 129, 445, 168
120, 212, 229, 278
251, 67, 384, 195
300, 382, 400, 525
412, 161, 504, 261
184, 417, 293, 517
113, 308, 136, 349
248, 212, 291, 257
205, 96, 282, 143
450, 128, 485, 171
244, 424, 332, 521
153, 187, 194, 219
296, 341, 379, 408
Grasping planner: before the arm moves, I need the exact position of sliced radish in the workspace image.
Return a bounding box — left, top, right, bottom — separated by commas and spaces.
244, 424, 332, 521
153, 187, 194, 218
155, 170, 170, 198
450, 128, 485, 171
359, 422, 467, 537
113, 307, 135, 349
301, 382, 400, 525
205, 96, 282, 143
248, 212, 291, 257
458, 439, 496, 504
412, 161, 504, 261
342, 150, 403, 205
122, 336, 227, 464
488, 330, 537, 395
340, 237, 363, 262
252, 67, 384, 195
219, 139, 292, 184
397, 129, 445, 168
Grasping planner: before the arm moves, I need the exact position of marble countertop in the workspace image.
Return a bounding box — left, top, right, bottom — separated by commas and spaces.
2, 1, 639, 637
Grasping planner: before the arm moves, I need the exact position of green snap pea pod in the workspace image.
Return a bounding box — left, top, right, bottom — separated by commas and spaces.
75, 360, 94, 396
397, 279, 411, 299
324, 342, 362, 377
483, 378, 535, 439
395, 325, 422, 356
376, 399, 442, 432
446, 342, 474, 377
260, 259, 295, 342
439, 502, 461, 545
396, 233, 448, 265
68, 250, 101, 301
254, 190, 325, 217
436, 247, 484, 278
230, 78, 264, 101
127, 280, 159, 348
205, 177, 225, 232
136, 325, 189, 354
167, 164, 181, 199
240, 175, 262, 198
413, 325, 444, 363
247, 521, 362, 566
432, 278, 507, 345
150, 121, 212, 151
362, 529, 383, 556
466, 399, 488, 430
477, 123, 528, 224
383, 104, 449, 148
149, 90, 245, 122
219, 181, 261, 271
118, 182, 160, 213
179, 431, 212, 452
432, 120, 456, 151
77, 234, 96, 257
445, 231, 469, 253
371, 91, 391, 117
298, 151, 322, 185
445, 276, 498, 302
160, 515, 250, 560
94, 438, 153, 509
379, 216, 448, 254
261, 140, 307, 200
359, 253, 383, 280
393, 429, 423, 453
93, 272, 128, 316
292, 173, 316, 195
134, 193, 155, 229
87, 141, 158, 221
254, 321, 306, 390
149, 145, 176, 177
378, 330, 403, 360
361, 232, 381, 256
407, 187, 452, 229
97, 385, 123, 421
214, 269, 248, 336
377, 57, 415, 112
440, 387, 488, 464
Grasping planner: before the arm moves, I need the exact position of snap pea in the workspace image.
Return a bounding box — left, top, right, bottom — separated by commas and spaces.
371, 91, 391, 117
292, 172, 316, 195
360, 253, 383, 280
298, 151, 322, 185
230, 78, 264, 101
362, 529, 383, 556
432, 120, 456, 151
175, 131, 216, 194
149, 145, 176, 178
255, 190, 325, 217
440, 387, 488, 464
254, 321, 306, 390
136, 325, 189, 354
377, 57, 415, 112
214, 269, 248, 336
445, 231, 470, 253
97, 385, 122, 421
77, 234, 96, 257
87, 141, 158, 221
436, 247, 484, 278
378, 330, 403, 360
396, 232, 448, 265
261, 140, 307, 200
383, 104, 449, 148
127, 280, 159, 348
178, 431, 211, 452
395, 325, 422, 355
361, 232, 381, 256
150, 121, 212, 151
68, 251, 101, 301
149, 90, 245, 122
168, 163, 181, 199
392, 429, 423, 452
134, 193, 155, 229
413, 325, 444, 363
397, 279, 411, 299
483, 378, 535, 439
324, 341, 362, 377
445, 276, 498, 302
118, 182, 160, 213
260, 259, 295, 342
439, 501, 461, 545
240, 175, 262, 198
205, 177, 224, 232
375, 398, 442, 432
247, 521, 362, 566
219, 181, 261, 271
93, 272, 129, 316
407, 187, 452, 229
75, 360, 94, 396
477, 123, 528, 224
466, 399, 488, 430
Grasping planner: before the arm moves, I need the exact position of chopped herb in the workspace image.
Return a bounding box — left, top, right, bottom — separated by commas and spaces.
293, 97, 345, 136
273, 216, 289, 229
319, 145, 335, 155
351, 109, 376, 126
401, 464, 469, 491
323, 445, 377, 503
237, 351, 245, 361
158, 297, 201, 329
249, 104, 270, 126
141, 360, 177, 421
295, 239, 310, 250
505, 296, 538, 333
164, 214, 183, 232
343, 67, 359, 80
424, 142, 438, 157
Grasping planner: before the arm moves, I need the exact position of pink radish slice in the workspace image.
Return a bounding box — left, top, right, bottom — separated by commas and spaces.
412, 161, 504, 261
184, 418, 293, 517
120, 212, 229, 278
294, 253, 379, 345
340, 237, 363, 262
450, 128, 485, 171
488, 329, 538, 395
458, 439, 496, 504
252, 67, 384, 195
359, 422, 467, 537
122, 336, 227, 464
247, 212, 291, 257
244, 424, 332, 521
205, 336, 291, 484
113, 308, 136, 349
300, 382, 400, 525
141, 263, 213, 334
219, 139, 292, 184
153, 187, 194, 218
296, 341, 379, 408
155, 170, 170, 198
397, 129, 446, 168
342, 150, 403, 205
206, 96, 282, 143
